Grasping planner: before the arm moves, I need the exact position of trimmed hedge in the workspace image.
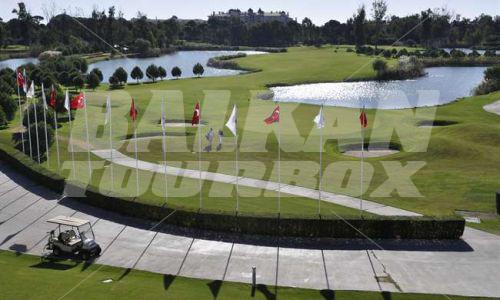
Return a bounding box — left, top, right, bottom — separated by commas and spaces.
0, 144, 65, 193
64, 181, 465, 240
0, 144, 465, 239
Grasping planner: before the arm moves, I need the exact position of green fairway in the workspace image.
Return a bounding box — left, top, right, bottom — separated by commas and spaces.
1, 45, 500, 231
0, 250, 491, 300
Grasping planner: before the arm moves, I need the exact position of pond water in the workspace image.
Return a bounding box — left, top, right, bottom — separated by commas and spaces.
270, 67, 487, 109
88, 50, 265, 82
0, 57, 39, 70
0, 50, 265, 82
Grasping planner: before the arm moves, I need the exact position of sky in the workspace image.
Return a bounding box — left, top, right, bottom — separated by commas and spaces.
1, 0, 499, 25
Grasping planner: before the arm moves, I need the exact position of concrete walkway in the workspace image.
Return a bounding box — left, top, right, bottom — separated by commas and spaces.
1, 161, 500, 297
483, 100, 500, 115
92, 149, 421, 217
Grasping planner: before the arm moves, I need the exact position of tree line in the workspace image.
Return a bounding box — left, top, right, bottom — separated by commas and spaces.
0, 2, 498, 55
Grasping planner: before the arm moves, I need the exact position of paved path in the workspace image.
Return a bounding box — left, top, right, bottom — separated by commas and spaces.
1, 161, 500, 297
92, 149, 421, 217
483, 100, 500, 115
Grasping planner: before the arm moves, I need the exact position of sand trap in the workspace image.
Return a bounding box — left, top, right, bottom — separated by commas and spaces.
417, 120, 458, 128
164, 122, 205, 128
343, 149, 399, 158
483, 100, 500, 115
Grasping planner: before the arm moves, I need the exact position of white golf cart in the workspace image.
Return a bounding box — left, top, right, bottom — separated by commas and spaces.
45, 216, 101, 260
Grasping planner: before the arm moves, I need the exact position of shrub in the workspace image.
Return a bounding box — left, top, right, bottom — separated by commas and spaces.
484, 50, 496, 57
87, 72, 100, 90
193, 62, 204, 77
112, 67, 128, 85
89, 68, 103, 82
171, 66, 182, 78
146, 64, 159, 82
450, 49, 466, 58
131, 66, 144, 83
475, 66, 500, 95
0, 106, 7, 128
109, 75, 120, 89
0, 92, 18, 121
72, 73, 84, 91
372, 59, 388, 77
158, 66, 167, 80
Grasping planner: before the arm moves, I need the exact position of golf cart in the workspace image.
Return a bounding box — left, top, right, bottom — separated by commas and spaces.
45, 216, 101, 260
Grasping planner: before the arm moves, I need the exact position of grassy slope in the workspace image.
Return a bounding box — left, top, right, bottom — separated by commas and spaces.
0, 251, 490, 300
1, 45, 500, 229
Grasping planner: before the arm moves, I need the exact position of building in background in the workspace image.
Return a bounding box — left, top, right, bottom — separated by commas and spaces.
210, 8, 293, 24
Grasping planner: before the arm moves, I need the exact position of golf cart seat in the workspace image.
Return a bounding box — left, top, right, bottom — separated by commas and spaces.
58, 230, 81, 246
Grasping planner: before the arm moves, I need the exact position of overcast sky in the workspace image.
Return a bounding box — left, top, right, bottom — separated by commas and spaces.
1, 0, 499, 25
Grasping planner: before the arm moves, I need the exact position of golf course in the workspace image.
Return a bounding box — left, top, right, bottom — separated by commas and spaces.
1, 45, 500, 232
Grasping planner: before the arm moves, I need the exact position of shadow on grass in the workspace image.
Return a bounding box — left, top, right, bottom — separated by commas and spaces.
207, 280, 222, 299
251, 284, 276, 300
163, 274, 176, 291
320, 289, 335, 299
31, 256, 80, 271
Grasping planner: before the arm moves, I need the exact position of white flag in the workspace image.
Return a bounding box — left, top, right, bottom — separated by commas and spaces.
161, 98, 167, 130
22, 69, 28, 93
314, 105, 325, 129
41, 83, 47, 110
104, 96, 111, 125
26, 81, 35, 98
64, 90, 70, 112
225, 105, 237, 136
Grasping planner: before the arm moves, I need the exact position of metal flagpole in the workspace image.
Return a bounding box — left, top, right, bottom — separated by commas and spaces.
41, 84, 50, 167
26, 92, 33, 160
360, 119, 364, 215
16, 84, 25, 154
108, 96, 114, 191
318, 105, 323, 215
134, 127, 139, 197
198, 104, 202, 210
235, 132, 239, 213
53, 108, 60, 171
161, 97, 168, 203
83, 93, 92, 179
277, 107, 281, 215
67, 91, 76, 179
33, 101, 41, 164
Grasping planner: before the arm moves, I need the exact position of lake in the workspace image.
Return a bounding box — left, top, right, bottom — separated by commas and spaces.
0, 50, 265, 82
89, 50, 264, 82
270, 67, 487, 109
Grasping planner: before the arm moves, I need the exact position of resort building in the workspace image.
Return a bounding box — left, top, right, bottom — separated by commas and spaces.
209, 9, 293, 24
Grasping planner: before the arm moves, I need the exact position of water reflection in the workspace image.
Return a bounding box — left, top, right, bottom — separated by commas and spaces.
271, 67, 486, 109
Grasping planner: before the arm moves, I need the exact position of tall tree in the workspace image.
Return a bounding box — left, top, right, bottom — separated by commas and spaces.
371, 0, 387, 49
354, 5, 366, 47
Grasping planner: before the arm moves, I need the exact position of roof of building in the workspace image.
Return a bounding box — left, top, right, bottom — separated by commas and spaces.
47, 216, 90, 227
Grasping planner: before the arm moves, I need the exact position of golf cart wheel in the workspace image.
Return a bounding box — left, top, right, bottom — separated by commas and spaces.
52, 247, 61, 257
81, 251, 90, 261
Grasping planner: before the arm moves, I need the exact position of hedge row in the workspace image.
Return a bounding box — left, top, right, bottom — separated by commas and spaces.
0, 145, 465, 239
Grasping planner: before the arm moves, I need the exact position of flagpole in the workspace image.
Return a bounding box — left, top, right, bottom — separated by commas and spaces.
67, 91, 76, 179
161, 97, 168, 203
277, 107, 281, 215
360, 120, 364, 216
198, 105, 202, 210
134, 127, 139, 197
318, 105, 323, 216
16, 84, 25, 154
33, 101, 41, 164
41, 84, 50, 167
235, 131, 239, 213
26, 93, 33, 160
53, 108, 60, 171
83, 93, 92, 180
108, 96, 114, 191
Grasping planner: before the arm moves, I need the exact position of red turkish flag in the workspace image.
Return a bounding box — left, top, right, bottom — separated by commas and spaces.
359, 108, 368, 128
129, 98, 138, 121
49, 85, 56, 108
16, 69, 25, 88
264, 106, 280, 124
71, 93, 85, 109
191, 102, 200, 125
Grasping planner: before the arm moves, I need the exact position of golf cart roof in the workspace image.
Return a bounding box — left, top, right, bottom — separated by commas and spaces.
47, 216, 90, 227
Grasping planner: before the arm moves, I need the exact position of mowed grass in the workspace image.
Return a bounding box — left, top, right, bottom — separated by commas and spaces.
0, 251, 491, 300
1, 45, 500, 230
